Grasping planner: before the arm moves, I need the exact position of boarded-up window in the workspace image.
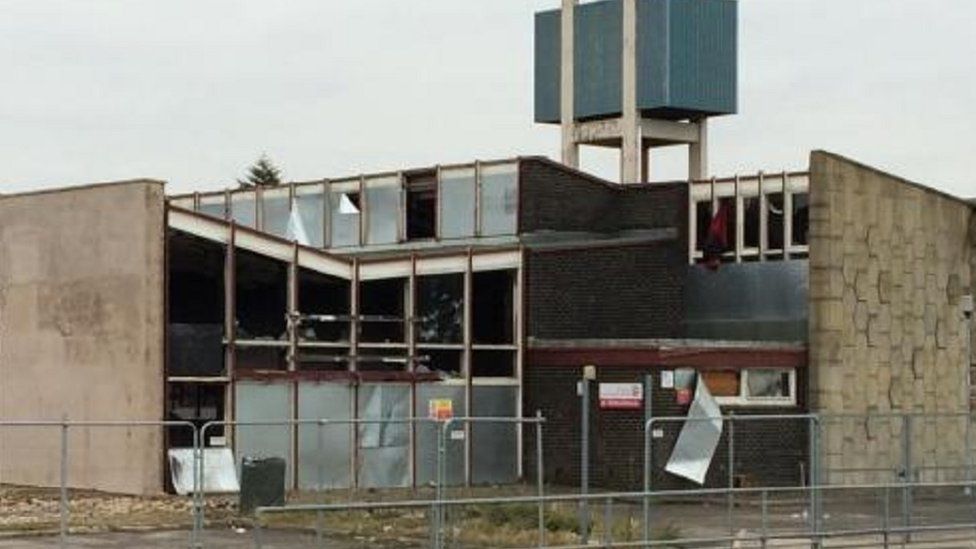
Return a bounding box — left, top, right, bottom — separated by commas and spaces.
700, 370, 740, 397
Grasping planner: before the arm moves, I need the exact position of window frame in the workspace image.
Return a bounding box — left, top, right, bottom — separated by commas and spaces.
711, 367, 797, 407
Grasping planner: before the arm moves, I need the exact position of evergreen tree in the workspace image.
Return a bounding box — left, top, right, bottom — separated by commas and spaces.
238, 154, 283, 188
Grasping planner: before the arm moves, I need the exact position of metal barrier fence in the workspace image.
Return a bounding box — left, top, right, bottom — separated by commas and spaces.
0, 420, 199, 548
253, 480, 976, 548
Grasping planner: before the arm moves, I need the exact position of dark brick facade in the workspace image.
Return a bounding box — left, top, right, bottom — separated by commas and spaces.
524, 364, 809, 491
525, 242, 686, 340
518, 157, 686, 234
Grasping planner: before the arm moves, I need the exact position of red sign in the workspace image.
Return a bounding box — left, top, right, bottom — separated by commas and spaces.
598, 383, 643, 410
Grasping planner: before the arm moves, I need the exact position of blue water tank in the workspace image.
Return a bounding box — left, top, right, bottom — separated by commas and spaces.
535, 0, 737, 123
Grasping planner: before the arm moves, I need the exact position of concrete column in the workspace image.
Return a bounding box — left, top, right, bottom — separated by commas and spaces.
560, 0, 579, 168
620, 0, 641, 183
689, 118, 709, 180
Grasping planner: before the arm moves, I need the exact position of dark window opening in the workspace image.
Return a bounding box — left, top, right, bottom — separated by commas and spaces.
358, 347, 411, 372
767, 193, 784, 251
360, 278, 406, 343
418, 274, 463, 344
719, 197, 735, 253
406, 171, 437, 240
694, 201, 711, 252
167, 230, 225, 376
297, 268, 350, 342
743, 197, 760, 249
295, 346, 349, 371
416, 349, 462, 379
235, 250, 288, 340
473, 270, 515, 344
341, 192, 361, 213
472, 350, 515, 377
167, 382, 225, 448
791, 193, 809, 246
235, 346, 287, 371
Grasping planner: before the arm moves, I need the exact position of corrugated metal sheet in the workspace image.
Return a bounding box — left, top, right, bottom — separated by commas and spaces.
235, 382, 293, 486
683, 260, 808, 342
297, 382, 352, 490
534, 0, 737, 123
471, 386, 519, 485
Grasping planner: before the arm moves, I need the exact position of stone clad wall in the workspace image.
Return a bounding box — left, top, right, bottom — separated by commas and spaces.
808, 151, 974, 482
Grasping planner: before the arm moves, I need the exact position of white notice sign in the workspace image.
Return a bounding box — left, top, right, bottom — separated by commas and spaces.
661, 370, 674, 389
598, 383, 643, 410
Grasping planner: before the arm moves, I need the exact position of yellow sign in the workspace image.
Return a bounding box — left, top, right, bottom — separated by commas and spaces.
428, 399, 454, 420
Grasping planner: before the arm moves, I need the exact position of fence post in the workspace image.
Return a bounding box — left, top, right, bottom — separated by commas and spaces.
536, 410, 545, 548
580, 366, 594, 545
901, 414, 913, 544
727, 414, 734, 539
190, 423, 202, 549
642, 418, 652, 547
602, 496, 613, 547
59, 416, 68, 548
760, 489, 768, 549
882, 484, 890, 549
809, 415, 822, 549
316, 419, 326, 547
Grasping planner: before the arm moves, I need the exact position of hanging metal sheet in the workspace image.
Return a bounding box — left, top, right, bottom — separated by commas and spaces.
665, 377, 722, 484
168, 448, 240, 495
357, 384, 410, 488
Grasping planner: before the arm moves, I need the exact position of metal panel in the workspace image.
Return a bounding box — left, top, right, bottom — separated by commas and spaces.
357, 384, 410, 488
574, 0, 623, 120
231, 192, 257, 228
415, 384, 466, 486
364, 176, 401, 245
471, 386, 518, 485
439, 167, 477, 239
664, 0, 737, 115
297, 382, 352, 490
261, 188, 290, 239
683, 260, 808, 341
295, 186, 325, 248
533, 9, 562, 124
480, 163, 518, 236
235, 382, 293, 484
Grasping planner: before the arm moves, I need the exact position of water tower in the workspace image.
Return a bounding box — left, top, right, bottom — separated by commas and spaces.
535, 0, 737, 183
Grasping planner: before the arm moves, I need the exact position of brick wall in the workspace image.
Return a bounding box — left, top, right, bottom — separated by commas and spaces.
525, 242, 686, 340
808, 151, 974, 482
518, 158, 685, 234
524, 365, 808, 491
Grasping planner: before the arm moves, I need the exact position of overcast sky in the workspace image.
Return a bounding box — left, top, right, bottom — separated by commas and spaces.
1, 1, 974, 197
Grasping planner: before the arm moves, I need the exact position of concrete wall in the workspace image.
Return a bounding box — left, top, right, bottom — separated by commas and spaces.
808, 151, 974, 482
0, 181, 166, 494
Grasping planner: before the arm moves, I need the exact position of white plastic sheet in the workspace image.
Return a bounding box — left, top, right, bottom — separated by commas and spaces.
665, 377, 723, 484
168, 448, 240, 495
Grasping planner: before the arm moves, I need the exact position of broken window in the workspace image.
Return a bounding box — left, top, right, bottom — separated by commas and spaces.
230, 191, 257, 228
479, 163, 518, 236
359, 278, 406, 343
329, 182, 361, 247
167, 382, 225, 448
694, 200, 711, 252
718, 197, 735, 256
365, 175, 401, 245
235, 249, 288, 340
235, 345, 288, 371
295, 347, 349, 371
167, 230, 225, 376
416, 349, 462, 379
791, 192, 809, 246
297, 268, 350, 342
261, 187, 291, 239
746, 369, 792, 399
417, 274, 463, 344
406, 171, 437, 240
294, 185, 325, 248
473, 270, 515, 344
358, 347, 411, 372
198, 194, 227, 220
743, 196, 760, 249
439, 166, 476, 239
471, 350, 515, 378
766, 193, 785, 254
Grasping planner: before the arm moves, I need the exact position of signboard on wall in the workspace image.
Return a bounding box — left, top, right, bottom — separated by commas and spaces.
598, 383, 643, 410
428, 399, 454, 420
